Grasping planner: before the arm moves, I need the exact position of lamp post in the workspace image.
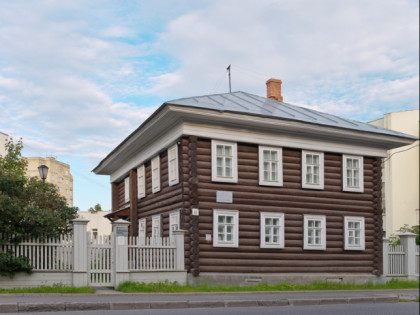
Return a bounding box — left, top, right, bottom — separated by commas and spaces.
38, 164, 49, 183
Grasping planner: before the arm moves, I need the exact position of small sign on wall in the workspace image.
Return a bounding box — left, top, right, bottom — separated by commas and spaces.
205, 234, 212, 243
216, 191, 233, 203
192, 208, 199, 216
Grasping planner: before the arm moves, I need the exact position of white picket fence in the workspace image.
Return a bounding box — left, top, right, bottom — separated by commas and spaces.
128, 236, 177, 271
0, 219, 186, 288
0, 235, 73, 271
383, 233, 419, 280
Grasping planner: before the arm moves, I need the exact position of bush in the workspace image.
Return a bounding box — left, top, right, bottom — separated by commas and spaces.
0, 250, 33, 277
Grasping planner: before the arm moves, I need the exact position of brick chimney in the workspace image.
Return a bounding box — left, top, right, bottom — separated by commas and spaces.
266, 78, 283, 102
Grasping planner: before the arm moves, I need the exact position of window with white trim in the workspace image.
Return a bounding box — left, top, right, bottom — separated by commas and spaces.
343, 155, 364, 192
137, 165, 146, 199
152, 215, 161, 238
138, 218, 146, 239
151, 155, 160, 193
303, 215, 326, 250
168, 144, 179, 186
211, 140, 238, 183
344, 216, 365, 250
260, 212, 285, 248
124, 177, 130, 203
169, 211, 180, 237
302, 151, 324, 189
259, 146, 283, 186
213, 210, 239, 247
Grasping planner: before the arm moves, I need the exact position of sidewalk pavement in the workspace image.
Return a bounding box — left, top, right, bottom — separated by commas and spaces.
0, 288, 418, 313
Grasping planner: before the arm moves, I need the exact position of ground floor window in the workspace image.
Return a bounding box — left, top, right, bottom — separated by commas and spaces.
303, 215, 326, 250
213, 209, 239, 248
344, 216, 365, 250
260, 212, 285, 248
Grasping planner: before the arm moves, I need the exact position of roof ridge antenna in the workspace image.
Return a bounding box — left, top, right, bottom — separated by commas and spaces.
227, 65, 231, 93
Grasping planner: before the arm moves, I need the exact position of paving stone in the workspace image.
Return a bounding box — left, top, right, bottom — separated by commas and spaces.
18, 303, 65, 312
110, 301, 150, 310
150, 301, 189, 309
0, 303, 18, 313
65, 302, 110, 311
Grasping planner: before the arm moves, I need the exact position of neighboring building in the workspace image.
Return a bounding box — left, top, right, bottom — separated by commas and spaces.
369, 109, 419, 237
93, 79, 416, 284
77, 211, 112, 238
0, 132, 8, 157
25, 157, 74, 207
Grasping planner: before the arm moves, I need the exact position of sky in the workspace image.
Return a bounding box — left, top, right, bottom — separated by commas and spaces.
0, 0, 418, 212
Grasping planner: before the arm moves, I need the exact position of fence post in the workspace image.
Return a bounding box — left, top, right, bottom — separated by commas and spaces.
398, 232, 417, 280
382, 238, 389, 278
173, 230, 186, 270
112, 219, 130, 288
72, 218, 89, 287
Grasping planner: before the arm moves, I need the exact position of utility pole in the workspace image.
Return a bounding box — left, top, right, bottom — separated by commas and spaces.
227, 65, 231, 93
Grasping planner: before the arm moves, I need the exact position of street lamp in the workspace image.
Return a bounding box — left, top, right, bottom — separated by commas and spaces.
38, 164, 49, 183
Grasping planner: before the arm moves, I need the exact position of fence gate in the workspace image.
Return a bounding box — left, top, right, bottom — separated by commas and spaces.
88, 233, 114, 287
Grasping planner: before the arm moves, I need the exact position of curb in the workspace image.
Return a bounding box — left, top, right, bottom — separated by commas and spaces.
0, 295, 402, 313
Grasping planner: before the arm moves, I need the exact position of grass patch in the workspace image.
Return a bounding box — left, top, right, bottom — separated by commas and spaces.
117, 278, 419, 293
0, 284, 95, 294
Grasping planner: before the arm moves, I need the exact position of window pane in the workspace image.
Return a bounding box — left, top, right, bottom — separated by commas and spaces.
315, 220, 321, 227
263, 150, 270, 160
225, 146, 231, 156
346, 159, 352, 168
218, 216, 225, 223
225, 158, 232, 167
353, 160, 359, 168
226, 226, 232, 233
226, 216, 232, 224
348, 222, 354, 228
354, 222, 360, 229
273, 227, 279, 235
315, 237, 320, 244
273, 218, 279, 226
218, 226, 224, 233
271, 151, 277, 160
216, 145, 223, 155
313, 155, 319, 164
225, 167, 231, 177
217, 167, 223, 177
265, 227, 270, 235
308, 220, 314, 227
265, 218, 272, 225
306, 155, 312, 164
308, 236, 313, 244
308, 229, 314, 237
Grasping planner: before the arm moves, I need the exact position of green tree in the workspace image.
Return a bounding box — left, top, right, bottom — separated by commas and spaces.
0, 138, 78, 244
88, 203, 102, 213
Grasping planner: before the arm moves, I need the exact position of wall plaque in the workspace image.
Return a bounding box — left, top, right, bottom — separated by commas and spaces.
216, 191, 233, 203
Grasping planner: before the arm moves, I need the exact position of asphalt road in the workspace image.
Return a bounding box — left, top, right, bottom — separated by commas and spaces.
3, 302, 419, 315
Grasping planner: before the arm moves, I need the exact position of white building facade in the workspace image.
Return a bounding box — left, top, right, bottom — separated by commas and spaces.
369, 109, 419, 237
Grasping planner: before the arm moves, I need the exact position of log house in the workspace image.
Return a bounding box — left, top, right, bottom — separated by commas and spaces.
93, 80, 417, 284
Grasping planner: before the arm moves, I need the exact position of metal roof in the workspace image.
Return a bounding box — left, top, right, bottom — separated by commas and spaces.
165, 91, 417, 139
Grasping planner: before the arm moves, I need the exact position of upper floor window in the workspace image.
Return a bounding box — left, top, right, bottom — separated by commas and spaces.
124, 177, 130, 203
303, 215, 326, 250
168, 144, 179, 186
343, 155, 364, 192
213, 209, 239, 248
137, 165, 146, 199
302, 150, 324, 190
169, 210, 180, 237
152, 215, 161, 238
151, 155, 160, 193
211, 140, 238, 183
260, 212, 285, 248
58, 176, 63, 183
344, 216, 365, 250
259, 146, 283, 186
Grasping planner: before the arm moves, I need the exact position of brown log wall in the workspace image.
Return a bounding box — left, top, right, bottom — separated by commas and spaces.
192, 138, 380, 274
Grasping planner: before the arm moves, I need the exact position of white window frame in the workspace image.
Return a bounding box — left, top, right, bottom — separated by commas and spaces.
343, 155, 364, 192
137, 164, 146, 199
152, 215, 161, 238
211, 140, 238, 183
260, 212, 285, 249
259, 146, 283, 187
213, 209, 239, 248
169, 210, 180, 238
138, 218, 146, 239
302, 150, 324, 190
168, 144, 179, 186
303, 215, 326, 250
151, 155, 160, 193
124, 177, 130, 203
344, 216, 365, 250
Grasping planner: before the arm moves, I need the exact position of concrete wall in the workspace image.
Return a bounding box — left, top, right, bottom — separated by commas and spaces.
77, 211, 112, 236
0, 272, 73, 289
369, 109, 419, 237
